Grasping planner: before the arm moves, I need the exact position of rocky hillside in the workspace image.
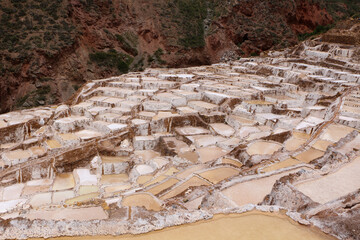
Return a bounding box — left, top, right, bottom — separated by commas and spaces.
0, 0, 359, 112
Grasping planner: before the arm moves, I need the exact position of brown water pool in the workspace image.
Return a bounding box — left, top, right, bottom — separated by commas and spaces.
34, 211, 335, 240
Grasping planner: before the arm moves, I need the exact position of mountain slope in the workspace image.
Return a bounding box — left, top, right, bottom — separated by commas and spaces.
0, 0, 359, 113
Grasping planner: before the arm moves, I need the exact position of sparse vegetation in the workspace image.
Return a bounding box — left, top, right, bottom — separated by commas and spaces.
147, 54, 154, 63
36, 85, 51, 95
161, 0, 208, 49
153, 48, 166, 65
89, 49, 133, 74
0, 0, 77, 84
133, 57, 145, 71
115, 34, 138, 56
176, 0, 207, 48
146, 48, 166, 66
73, 84, 80, 91
317, 0, 360, 20
39, 77, 52, 82
15, 94, 29, 108
298, 24, 334, 41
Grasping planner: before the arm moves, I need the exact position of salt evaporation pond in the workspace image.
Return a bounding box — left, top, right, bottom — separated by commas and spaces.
34, 212, 334, 240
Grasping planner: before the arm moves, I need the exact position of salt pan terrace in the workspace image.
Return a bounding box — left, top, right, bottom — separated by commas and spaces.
0, 32, 360, 239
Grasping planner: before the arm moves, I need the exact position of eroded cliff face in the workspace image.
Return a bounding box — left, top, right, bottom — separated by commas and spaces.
0, 0, 357, 112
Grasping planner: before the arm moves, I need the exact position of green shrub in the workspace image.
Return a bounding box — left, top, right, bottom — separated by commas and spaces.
89, 49, 133, 74
73, 84, 80, 91
36, 85, 51, 95
15, 94, 29, 108
36, 94, 46, 101
133, 57, 145, 71
123, 31, 138, 46
147, 54, 154, 63
103, 29, 111, 35
298, 24, 334, 41
39, 77, 52, 82
115, 34, 138, 56
154, 48, 166, 65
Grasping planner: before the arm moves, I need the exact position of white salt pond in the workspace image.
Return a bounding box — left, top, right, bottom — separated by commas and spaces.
246, 140, 282, 155
296, 156, 360, 204
222, 168, 309, 206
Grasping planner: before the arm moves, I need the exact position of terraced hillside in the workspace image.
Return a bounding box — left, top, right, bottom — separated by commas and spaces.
0, 20, 360, 239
